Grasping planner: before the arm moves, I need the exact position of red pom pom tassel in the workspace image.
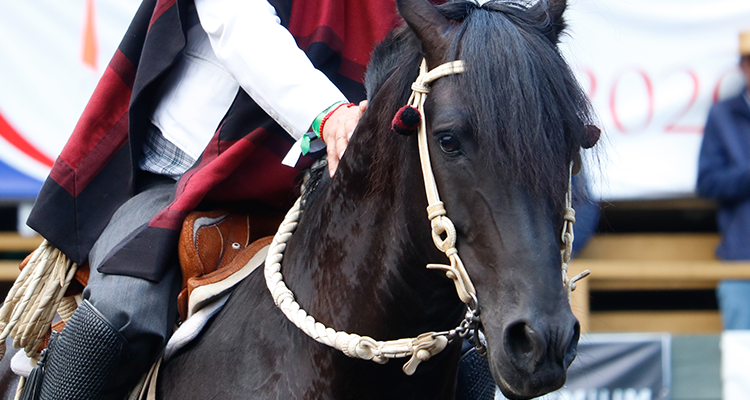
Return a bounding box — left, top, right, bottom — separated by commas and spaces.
391, 105, 421, 136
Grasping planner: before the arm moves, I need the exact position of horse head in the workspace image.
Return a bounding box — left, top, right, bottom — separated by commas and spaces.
384, 0, 595, 397
153, 2, 600, 399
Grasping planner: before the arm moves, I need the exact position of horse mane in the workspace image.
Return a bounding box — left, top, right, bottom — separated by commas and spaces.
360, 0, 593, 209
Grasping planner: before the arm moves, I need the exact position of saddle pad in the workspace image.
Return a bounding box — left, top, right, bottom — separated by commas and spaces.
164, 293, 230, 361
186, 241, 270, 319
165, 242, 269, 361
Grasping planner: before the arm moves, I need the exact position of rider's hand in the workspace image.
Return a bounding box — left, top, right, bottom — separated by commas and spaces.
321, 100, 368, 177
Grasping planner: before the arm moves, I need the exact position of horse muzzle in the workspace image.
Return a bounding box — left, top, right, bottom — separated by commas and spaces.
487, 313, 580, 399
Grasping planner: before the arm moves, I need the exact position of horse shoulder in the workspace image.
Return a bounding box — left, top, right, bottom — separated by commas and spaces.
157, 270, 336, 399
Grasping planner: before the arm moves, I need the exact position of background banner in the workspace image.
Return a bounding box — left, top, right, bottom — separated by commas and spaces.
0, 0, 139, 199
560, 0, 750, 200
2, 1, 750, 200
498, 333, 672, 400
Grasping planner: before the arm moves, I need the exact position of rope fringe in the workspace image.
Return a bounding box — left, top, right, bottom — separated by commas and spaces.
0, 240, 78, 360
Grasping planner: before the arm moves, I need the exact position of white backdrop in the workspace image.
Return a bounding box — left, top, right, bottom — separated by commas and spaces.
560, 0, 750, 200
1, 0, 750, 200
0, 0, 140, 183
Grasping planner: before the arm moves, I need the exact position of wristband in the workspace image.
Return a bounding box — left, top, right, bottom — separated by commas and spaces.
312, 101, 347, 140
318, 102, 355, 143
303, 101, 354, 155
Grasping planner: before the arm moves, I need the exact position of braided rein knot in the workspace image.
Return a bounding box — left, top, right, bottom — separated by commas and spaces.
411, 81, 431, 94
561, 206, 575, 264
560, 201, 590, 299
431, 216, 457, 251
423, 203, 476, 304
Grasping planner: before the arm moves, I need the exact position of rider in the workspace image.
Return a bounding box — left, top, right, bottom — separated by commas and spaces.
23, 0, 398, 398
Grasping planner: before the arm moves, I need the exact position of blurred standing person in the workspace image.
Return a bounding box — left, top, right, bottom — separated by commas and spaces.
697, 29, 750, 329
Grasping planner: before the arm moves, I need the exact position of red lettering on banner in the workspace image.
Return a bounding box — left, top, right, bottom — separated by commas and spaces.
609, 69, 654, 134
580, 64, 742, 136
579, 68, 598, 99
712, 67, 743, 103
663, 68, 702, 134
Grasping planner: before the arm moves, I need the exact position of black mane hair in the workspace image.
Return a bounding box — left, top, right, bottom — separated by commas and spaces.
362, 0, 593, 206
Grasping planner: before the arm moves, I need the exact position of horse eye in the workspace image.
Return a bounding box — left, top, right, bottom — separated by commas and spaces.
439, 135, 460, 154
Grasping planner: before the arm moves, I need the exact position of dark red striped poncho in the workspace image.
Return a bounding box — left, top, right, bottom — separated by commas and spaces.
27, 0, 400, 281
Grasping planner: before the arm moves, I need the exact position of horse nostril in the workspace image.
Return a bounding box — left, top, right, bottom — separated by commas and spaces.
505, 321, 544, 371
563, 321, 581, 368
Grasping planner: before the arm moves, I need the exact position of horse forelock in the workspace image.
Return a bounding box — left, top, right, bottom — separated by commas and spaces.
363, 0, 593, 209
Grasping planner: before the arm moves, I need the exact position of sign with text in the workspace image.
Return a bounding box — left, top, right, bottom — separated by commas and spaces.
497, 333, 672, 400
559, 0, 750, 200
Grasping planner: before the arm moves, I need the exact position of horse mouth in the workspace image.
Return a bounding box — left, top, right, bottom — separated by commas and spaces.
494, 370, 566, 400
488, 345, 570, 400
495, 372, 528, 400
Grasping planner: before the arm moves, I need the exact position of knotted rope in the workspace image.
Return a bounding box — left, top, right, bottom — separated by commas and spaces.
264, 197, 449, 376
0, 240, 79, 360
560, 164, 590, 300
264, 60, 470, 375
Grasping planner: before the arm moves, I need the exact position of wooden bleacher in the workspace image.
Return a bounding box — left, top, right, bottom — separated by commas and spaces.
1, 224, 746, 335
0, 232, 42, 281
569, 233, 750, 334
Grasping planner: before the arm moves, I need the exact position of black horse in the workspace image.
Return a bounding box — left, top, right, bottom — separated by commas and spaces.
158, 0, 595, 398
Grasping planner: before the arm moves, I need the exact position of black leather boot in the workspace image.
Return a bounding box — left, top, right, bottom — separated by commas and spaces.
456, 339, 497, 400
36, 300, 128, 400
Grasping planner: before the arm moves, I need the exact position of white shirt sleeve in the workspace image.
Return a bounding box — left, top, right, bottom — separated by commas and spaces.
194, 0, 348, 140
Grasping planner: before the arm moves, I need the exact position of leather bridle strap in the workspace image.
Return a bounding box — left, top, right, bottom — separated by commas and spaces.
409, 59, 477, 306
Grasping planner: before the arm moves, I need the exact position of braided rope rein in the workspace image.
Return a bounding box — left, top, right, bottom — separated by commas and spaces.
265, 197, 449, 375
264, 58, 589, 375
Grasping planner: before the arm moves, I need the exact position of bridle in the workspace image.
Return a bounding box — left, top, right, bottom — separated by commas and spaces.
263, 59, 589, 375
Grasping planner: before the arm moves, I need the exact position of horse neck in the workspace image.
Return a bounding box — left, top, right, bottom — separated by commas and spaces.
281, 117, 465, 339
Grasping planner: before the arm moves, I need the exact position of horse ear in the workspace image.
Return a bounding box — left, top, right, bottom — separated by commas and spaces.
581, 125, 600, 149
396, 0, 453, 66
532, 0, 568, 43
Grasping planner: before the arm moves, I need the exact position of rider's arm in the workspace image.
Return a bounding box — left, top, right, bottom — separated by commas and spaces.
194, 0, 362, 175
194, 0, 344, 140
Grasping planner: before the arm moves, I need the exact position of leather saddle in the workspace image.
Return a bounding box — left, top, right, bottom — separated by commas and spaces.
176, 208, 284, 321
20, 206, 284, 353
